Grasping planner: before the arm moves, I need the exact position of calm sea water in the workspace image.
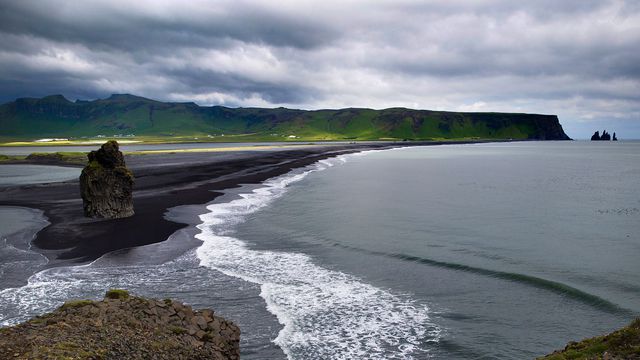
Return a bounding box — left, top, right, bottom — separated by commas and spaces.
0, 141, 352, 155
233, 141, 640, 358
0, 141, 638, 359
0, 165, 80, 186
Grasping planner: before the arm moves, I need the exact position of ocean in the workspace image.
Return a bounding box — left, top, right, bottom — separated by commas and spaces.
0, 165, 80, 187
0, 141, 638, 359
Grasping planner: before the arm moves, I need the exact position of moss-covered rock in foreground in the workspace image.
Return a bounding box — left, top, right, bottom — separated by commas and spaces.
0, 289, 240, 360
539, 319, 640, 360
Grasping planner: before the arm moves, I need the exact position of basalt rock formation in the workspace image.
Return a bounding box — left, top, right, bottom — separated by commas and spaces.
80, 140, 134, 218
592, 130, 615, 141
0, 289, 240, 360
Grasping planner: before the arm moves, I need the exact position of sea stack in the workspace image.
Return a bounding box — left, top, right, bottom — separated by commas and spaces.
591, 130, 615, 141
79, 140, 134, 218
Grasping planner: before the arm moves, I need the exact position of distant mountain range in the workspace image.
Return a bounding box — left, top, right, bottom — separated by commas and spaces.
0, 94, 571, 141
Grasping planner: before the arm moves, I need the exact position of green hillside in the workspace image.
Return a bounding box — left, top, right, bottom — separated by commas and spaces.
0, 94, 571, 141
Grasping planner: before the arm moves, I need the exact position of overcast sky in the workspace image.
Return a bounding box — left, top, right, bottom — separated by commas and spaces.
1, 0, 639, 138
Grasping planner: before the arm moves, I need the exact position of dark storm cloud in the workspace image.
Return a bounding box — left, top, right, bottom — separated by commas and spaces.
0, 1, 336, 51
166, 67, 315, 105
0, 0, 639, 138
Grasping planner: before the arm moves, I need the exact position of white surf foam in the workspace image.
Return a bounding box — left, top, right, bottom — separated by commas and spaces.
195, 154, 441, 359
0, 252, 204, 326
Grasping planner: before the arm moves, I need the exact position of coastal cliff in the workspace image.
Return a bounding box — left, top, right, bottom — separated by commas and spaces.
0, 290, 240, 360
0, 94, 571, 141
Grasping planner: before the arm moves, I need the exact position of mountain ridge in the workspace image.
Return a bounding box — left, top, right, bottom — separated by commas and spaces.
0, 94, 571, 141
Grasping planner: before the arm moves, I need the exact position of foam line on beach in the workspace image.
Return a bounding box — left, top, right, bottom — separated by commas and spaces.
0, 207, 50, 290
194, 152, 441, 359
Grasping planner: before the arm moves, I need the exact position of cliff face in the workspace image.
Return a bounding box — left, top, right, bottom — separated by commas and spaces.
0, 290, 240, 360
527, 115, 571, 140
79, 140, 134, 219
0, 94, 571, 141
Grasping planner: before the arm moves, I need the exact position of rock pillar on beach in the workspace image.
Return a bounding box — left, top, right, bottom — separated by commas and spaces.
80, 140, 134, 218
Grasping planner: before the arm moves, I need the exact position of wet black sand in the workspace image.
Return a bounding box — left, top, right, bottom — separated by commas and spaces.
0, 141, 488, 267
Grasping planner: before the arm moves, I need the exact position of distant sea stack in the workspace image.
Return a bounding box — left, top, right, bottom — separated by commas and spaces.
0, 94, 571, 141
0, 290, 240, 360
79, 140, 134, 218
591, 130, 617, 141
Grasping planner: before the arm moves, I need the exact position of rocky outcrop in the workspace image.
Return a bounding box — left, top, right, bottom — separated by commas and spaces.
25, 152, 86, 165
80, 140, 134, 218
592, 130, 615, 141
0, 289, 240, 360
539, 318, 639, 359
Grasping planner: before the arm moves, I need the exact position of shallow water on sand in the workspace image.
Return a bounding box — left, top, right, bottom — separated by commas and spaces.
0, 207, 48, 290
0, 141, 352, 156
0, 165, 80, 186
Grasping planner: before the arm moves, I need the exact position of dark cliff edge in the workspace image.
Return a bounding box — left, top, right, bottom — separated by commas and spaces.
0, 94, 571, 141
0, 290, 240, 360
539, 318, 640, 360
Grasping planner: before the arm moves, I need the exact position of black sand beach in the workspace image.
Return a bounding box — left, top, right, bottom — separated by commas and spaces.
0, 141, 482, 267
3, 140, 637, 360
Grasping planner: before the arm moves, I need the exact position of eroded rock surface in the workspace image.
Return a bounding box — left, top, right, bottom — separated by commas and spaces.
80, 140, 134, 218
0, 290, 240, 360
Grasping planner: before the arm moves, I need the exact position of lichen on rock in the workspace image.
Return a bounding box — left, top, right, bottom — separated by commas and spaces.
539, 318, 640, 360
0, 289, 240, 360
79, 140, 134, 219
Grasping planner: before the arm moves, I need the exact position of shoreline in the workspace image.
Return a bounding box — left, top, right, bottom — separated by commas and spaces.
0, 206, 50, 290
2, 140, 630, 359
0, 140, 501, 269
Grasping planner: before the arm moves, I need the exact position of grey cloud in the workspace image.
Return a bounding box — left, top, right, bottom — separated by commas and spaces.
165, 67, 317, 105
0, 1, 337, 52
0, 0, 639, 138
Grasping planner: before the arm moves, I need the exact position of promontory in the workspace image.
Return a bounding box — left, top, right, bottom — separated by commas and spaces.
0, 94, 571, 141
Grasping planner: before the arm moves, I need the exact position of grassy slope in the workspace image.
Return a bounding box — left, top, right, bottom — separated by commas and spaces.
539, 319, 640, 360
0, 94, 569, 141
